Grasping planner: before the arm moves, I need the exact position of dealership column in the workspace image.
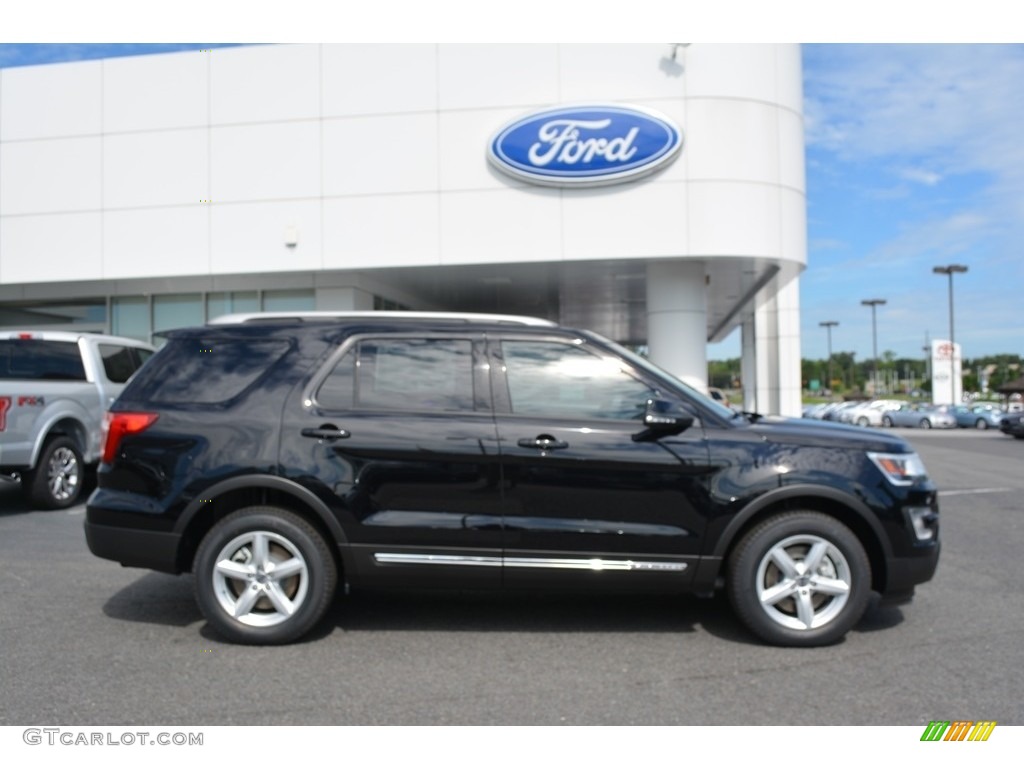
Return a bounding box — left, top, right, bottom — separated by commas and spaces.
752, 274, 802, 417
646, 260, 708, 392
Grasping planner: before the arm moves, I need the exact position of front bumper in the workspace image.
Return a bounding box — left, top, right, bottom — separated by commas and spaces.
884, 541, 941, 596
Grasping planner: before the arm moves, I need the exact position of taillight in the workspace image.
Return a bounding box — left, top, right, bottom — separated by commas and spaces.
102, 412, 159, 464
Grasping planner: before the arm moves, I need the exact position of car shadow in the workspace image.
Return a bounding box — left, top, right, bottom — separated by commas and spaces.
102, 572, 203, 627
101, 574, 903, 646
319, 589, 758, 644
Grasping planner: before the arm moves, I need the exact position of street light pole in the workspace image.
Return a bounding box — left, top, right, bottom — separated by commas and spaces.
861, 299, 886, 396
819, 321, 838, 395
933, 264, 968, 404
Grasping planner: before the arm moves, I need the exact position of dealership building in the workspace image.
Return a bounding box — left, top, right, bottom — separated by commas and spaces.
0, 44, 806, 415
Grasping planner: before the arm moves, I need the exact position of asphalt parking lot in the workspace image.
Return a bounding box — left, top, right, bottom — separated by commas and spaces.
1, 428, 1022, 726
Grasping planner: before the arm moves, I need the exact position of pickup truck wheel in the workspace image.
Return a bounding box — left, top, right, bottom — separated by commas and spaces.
24, 436, 83, 510
727, 512, 871, 647
194, 506, 337, 645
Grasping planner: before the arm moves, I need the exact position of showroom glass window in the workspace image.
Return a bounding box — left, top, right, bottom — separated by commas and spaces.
318, 339, 474, 412
501, 340, 656, 420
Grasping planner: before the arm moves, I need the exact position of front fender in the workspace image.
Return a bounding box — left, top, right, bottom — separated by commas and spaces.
710, 483, 893, 561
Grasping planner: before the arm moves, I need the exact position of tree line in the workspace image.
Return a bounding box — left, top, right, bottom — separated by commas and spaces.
708, 353, 1023, 396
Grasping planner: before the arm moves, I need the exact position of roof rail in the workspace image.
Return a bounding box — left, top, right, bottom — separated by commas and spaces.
207, 311, 557, 327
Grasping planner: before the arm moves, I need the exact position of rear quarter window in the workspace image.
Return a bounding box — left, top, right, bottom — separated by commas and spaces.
124, 338, 292, 405
0, 339, 86, 381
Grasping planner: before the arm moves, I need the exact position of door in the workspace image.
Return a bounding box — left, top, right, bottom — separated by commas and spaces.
490, 336, 711, 590
282, 333, 503, 589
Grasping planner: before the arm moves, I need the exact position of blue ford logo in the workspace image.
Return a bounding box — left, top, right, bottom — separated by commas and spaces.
488, 104, 683, 187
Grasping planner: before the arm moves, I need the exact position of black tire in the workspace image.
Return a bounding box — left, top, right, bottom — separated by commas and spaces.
919, 418, 932, 429
193, 506, 337, 645
726, 511, 871, 647
23, 436, 84, 510
976, 419, 988, 430
856, 417, 869, 427
882, 416, 894, 427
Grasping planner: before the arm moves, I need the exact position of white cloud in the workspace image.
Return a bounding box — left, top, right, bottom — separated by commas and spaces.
898, 167, 942, 186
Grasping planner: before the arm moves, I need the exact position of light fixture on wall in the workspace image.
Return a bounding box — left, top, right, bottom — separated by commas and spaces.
660, 43, 688, 78
284, 226, 299, 248
669, 43, 690, 61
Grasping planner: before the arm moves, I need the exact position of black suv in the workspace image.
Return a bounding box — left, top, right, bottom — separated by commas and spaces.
85, 312, 940, 646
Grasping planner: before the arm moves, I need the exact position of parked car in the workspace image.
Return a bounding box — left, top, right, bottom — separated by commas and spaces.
86, 312, 940, 648
952, 404, 1005, 430
999, 412, 1024, 439
824, 401, 861, 422
1, 330, 154, 508
881, 403, 957, 429
843, 400, 905, 427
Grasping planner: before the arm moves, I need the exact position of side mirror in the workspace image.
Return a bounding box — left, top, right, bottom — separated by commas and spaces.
634, 399, 695, 441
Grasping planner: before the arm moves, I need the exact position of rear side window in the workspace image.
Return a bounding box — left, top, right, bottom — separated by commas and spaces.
0, 340, 86, 381
126, 338, 291, 405
317, 338, 474, 412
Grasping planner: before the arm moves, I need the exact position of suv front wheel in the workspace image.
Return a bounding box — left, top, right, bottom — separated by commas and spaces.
726, 512, 871, 647
193, 506, 337, 644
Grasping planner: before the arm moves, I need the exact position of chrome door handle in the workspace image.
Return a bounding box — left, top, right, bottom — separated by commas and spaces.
517, 436, 568, 450
301, 426, 350, 441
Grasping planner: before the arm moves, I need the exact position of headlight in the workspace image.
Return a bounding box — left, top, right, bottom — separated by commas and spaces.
867, 451, 928, 486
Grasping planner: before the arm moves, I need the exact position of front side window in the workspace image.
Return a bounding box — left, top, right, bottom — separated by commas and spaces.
317, 338, 474, 413
501, 340, 656, 420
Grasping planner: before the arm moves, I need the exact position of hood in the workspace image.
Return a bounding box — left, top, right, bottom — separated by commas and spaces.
745, 415, 913, 453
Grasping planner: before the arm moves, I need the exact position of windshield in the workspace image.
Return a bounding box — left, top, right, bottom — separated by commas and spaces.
585, 332, 739, 421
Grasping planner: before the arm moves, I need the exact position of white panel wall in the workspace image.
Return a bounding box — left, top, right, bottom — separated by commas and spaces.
440, 188, 562, 264
210, 122, 320, 202
562, 182, 688, 260
1, 137, 102, 215
0, 61, 102, 139
103, 52, 208, 132
559, 45, 689, 102
211, 200, 323, 274
438, 45, 560, 110
324, 194, 440, 269
685, 99, 780, 186
210, 45, 320, 124
323, 114, 438, 196
685, 45, 789, 105
0, 213, 102, 283
321, 45, 438, 116
103, 208, 209, 278
688, 181, 781, 257
0, 43, 806, 285
104, 129, 208, 209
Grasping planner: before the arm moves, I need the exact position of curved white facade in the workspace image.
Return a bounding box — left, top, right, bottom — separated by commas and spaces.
0, 44, 806, 415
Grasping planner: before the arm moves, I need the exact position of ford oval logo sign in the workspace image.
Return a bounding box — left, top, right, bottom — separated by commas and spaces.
488, 104, 683, 187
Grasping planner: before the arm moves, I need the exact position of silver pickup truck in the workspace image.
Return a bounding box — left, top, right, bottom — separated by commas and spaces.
1, 331, 154, 509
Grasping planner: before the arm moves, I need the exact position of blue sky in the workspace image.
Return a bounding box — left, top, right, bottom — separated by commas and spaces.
1, 37, 1020, 363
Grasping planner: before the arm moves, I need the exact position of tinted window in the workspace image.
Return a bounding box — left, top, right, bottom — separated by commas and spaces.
127, 338, 291, 405
0, 340, 86, 381
99, 344, 136, 383
317, 338, 474, 412
502, 340, 655, 420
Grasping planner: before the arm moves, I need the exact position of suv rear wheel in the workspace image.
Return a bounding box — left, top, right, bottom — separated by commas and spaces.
193, 506, 337, 644
24, 435, 83, 510
726, 512, 871, 647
